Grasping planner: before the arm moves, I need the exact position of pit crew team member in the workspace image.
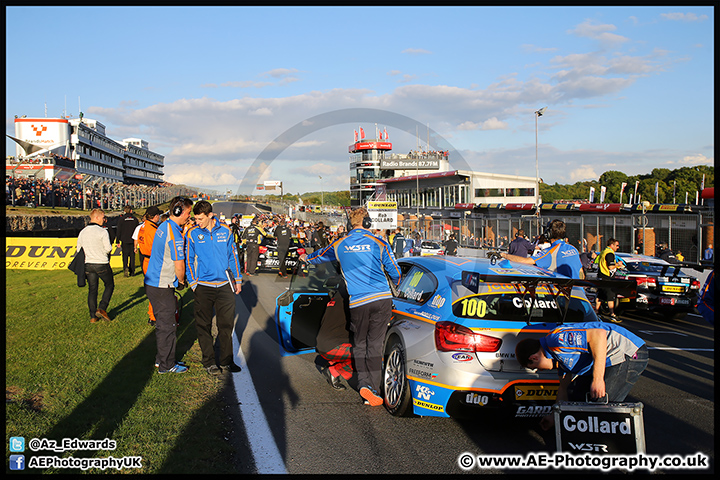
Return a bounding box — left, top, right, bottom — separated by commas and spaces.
185, 200, 243, 376
299, 207, 401, 406
137, 205, 162, 326
516, 321, 648, 430
443, 234, 458, 256
508, 229, 534, 258
500, 219, 583, 279
275, 220, 292, 278
595, 238, 623, 323
145, 196, 193, 374
77, 208, 114, 323
116, 205, 140, 277
242, 217, 269, 276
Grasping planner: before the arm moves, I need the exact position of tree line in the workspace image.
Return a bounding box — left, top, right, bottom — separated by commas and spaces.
539, 165, 714, 204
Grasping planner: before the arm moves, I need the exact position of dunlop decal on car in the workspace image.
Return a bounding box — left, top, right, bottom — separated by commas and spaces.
514, 385, 558, 401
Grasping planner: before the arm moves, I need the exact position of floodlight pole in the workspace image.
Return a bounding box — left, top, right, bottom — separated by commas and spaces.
534, 107, 547, 207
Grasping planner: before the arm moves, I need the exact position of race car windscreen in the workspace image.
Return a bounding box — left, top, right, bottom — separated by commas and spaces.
624, 261, 679, 274
451, 282, 596, 323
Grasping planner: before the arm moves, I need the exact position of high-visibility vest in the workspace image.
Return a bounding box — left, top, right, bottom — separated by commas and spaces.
138, 220, 158, 257
598, 246, 615, 277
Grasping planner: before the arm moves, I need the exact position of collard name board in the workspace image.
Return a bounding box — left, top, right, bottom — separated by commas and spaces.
367, 201, 397, 230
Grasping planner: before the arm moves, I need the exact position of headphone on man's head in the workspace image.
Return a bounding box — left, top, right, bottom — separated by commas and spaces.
171, 197, 187, 217
362, 213, 372, 229
344, 208, 373, 230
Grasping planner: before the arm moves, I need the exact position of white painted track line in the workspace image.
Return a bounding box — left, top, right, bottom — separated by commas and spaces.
232, 332, 287, 474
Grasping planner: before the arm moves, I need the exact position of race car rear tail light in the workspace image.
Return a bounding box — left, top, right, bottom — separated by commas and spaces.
297, 248, 306, 255
690, 280, 701, 289
434, 321, 502, 353
259, 246, 268, 254
635, 276, 656, 288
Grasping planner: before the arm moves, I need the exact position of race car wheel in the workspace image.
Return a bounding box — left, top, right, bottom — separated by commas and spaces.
383, 339, 413, 417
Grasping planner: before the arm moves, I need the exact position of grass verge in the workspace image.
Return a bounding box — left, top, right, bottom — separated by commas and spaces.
6, 268, 247, 474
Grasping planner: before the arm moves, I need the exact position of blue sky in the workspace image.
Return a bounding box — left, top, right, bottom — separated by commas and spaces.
6, 6, 714, 196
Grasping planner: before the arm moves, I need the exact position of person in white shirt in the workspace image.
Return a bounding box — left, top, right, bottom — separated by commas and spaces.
76, 209, 114, 322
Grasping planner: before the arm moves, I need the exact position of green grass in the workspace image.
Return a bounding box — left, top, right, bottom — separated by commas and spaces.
6, 268, 244, 474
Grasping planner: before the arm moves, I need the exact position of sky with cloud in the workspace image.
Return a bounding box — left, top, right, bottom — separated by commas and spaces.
5, 6, 713, 196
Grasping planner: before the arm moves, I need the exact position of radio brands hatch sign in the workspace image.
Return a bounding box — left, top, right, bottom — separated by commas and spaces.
6, 238, 124, 270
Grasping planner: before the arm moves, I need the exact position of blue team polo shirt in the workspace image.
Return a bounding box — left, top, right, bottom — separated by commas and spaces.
539, 321, 645, 376
144, 218, 185, 288
533, 239, 583, 279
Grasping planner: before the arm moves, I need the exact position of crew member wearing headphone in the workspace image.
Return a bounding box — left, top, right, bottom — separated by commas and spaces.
144, 196, 193, 374
299, 207, 401, 406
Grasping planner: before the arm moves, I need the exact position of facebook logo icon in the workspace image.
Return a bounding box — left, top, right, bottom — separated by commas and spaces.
10, 454, 25, 470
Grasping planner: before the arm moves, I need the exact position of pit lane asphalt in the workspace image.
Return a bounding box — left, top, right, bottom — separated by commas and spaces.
228, 268, 714, 474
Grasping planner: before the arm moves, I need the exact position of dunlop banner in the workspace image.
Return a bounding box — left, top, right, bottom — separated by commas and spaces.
367, 201, 398, 230
6, 238, 125, 270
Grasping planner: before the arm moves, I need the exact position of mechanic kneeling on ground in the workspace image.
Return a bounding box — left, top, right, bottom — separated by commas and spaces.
515, 321, 648, 430
299, 207, 401, 407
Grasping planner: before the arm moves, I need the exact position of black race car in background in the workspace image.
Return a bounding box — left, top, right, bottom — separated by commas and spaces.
587, 253, 700, 320
256, 236, 305, 272
616, 253, 701, 320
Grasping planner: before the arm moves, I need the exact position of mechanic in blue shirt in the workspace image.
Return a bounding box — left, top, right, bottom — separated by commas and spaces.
299, 207, 401, 407
516, 322, 648, 428
500, 220, 584, 279
145, 196, 194, 374
185, 200, 243, 376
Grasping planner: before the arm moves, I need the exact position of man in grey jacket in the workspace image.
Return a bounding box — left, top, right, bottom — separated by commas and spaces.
77, 209, 114, 322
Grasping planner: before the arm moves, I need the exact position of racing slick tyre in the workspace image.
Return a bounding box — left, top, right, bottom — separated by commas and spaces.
382, 338, 414, 417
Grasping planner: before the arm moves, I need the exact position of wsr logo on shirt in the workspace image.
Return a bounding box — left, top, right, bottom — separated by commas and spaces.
344, 245, 371, 253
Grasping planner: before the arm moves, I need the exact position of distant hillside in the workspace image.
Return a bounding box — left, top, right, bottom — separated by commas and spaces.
540, 166, 713, 203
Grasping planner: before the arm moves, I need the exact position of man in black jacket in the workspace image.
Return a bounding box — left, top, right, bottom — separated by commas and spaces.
116, 205, 140, 276
275, 220, 292, 277
242, 218, 268, 276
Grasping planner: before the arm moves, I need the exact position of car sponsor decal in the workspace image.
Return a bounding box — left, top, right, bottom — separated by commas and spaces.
514, 385, 558, 401
412, 399, 445, 413
490, 267, 552, 276
452, 353, 474, 362
412, 359, 435, 369
415, 384, 435, 401
463, 393, 489, 406
408, 368, 438, 380
430, 294, 446, 308
515, 405, 553, 418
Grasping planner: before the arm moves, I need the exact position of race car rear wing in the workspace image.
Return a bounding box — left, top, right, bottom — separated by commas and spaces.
460, 271, 637, 326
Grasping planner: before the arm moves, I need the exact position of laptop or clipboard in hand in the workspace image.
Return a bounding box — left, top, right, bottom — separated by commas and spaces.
225, 268, 238, 292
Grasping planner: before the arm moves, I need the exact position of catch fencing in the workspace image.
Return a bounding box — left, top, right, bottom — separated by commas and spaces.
397, 209, 714, 264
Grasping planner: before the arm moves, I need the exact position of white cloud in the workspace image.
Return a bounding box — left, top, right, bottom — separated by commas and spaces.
568, 19, 629, 45
261, 68, 299, 78
570, 165, 599, 182
660, 12, 709, 22
680, 154, 713, 165
521, 44, 557, 54
457, 117, 508, 131
165, 162, 244, 187
401, 48, 432, 55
